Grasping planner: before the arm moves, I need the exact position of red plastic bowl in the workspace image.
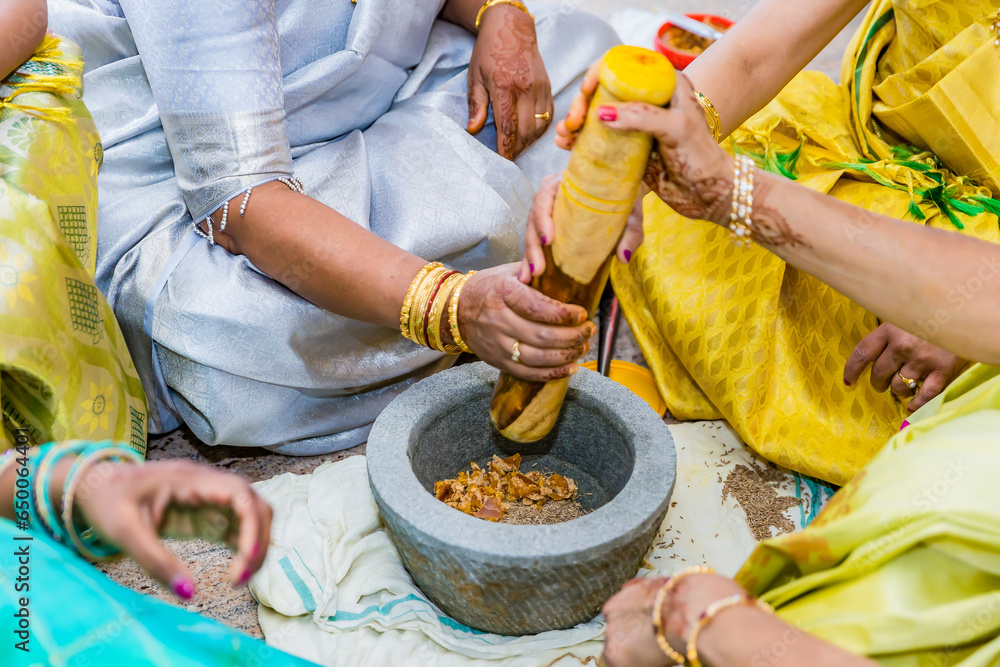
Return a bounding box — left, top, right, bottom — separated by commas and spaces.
655, 13, 734, 71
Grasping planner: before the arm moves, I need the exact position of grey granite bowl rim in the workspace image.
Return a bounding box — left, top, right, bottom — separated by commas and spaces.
367, 363, 676, 559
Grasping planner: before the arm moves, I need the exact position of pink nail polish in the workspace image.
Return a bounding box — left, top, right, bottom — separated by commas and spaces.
843, 380, 852, 386
170, 575, 195, 600
597, 106, 618, 122
239, 568, 253, 585
899, 419, 910, 431
540, 235, 548, 245
623, 249, 632, 262
529, 262, 535, 274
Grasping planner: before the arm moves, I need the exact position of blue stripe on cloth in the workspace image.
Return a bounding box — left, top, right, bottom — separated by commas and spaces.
329, 594, 486, 636
279, 556, 317, 612
294, 547, 324, 595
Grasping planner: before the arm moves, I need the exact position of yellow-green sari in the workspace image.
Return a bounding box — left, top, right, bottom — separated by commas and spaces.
0, 36, 147, 455
612, 0, 1000, 486
738, 364, 1000, 666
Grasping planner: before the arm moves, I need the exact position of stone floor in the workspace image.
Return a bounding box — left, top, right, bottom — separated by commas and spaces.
98, 0, 868, 647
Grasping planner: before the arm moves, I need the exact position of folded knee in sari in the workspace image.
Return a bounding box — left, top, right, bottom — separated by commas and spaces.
739, 364, 1000, 666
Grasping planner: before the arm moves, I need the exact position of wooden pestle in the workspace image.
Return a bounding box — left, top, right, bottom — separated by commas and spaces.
490, 46, 676, 443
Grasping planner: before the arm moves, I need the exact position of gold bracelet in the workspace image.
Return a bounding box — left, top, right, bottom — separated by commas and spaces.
693, 91, 722, 143
686, 593, 774, 667
448, 271, 476, 354
428, 272, 463, 354
409, 266, 450, 347
651, 566, 715, 664
475, 0, 532, 30
400, 262, 442, 341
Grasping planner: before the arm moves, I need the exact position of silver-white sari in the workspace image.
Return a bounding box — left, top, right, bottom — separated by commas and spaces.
48, 0, 618, 454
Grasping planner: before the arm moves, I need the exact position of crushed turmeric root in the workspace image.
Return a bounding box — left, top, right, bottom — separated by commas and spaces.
434, 454, 581, 523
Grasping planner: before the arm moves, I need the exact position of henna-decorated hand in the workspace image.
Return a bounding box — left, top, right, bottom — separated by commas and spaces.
456, 264, 595, 382
468, 4, 553, 160
557, 68, 732, 225
591, 73, 734, 226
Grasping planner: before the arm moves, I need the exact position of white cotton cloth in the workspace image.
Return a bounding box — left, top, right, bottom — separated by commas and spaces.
250, 422, 833, 667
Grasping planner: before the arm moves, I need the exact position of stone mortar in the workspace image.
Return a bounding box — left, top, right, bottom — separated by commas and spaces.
367, 363, 676, 635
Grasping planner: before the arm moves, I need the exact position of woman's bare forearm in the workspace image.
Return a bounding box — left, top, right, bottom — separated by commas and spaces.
698, 607, 878, 667
0, 0, 47, 80
684, 0, 869, 137
750, 171, 1000, 364
215, 182, 425, 330
440, 0, 485, 33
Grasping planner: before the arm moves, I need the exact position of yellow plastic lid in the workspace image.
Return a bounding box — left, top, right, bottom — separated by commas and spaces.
582, 360, 668, 417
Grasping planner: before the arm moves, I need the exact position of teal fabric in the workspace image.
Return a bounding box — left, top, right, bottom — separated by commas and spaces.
0, 518, 317, 666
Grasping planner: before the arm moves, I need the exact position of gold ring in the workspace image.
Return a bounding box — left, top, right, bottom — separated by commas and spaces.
898, 371, 919, 390
511, 340, 522, 363
534, 112, 551, 121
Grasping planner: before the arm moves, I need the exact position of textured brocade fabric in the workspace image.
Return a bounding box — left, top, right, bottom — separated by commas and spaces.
117, 0, 293, 222
48, 0, 620, 453
737, 366, 1000, 665
612, 0, 1000, 486
0, 38, 147, 455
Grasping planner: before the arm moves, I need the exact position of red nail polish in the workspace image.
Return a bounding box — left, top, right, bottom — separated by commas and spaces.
623, 249, 632, 262
170, 575, 195, 600
597, 106, 617, 122
843, 380, 851, 386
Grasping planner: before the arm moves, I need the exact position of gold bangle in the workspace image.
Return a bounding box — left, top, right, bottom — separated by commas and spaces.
475, 0, 532, 30
693, 91, 722, 143
686, 594, 773, 667
410, 266, 450, 347
651, 566, 714, 664
428, 272, 463, 353
400, 262, 442, 341
448, 271, 476, 354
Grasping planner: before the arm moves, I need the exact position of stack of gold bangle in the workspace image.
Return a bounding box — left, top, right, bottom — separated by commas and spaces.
400, 262, 473, 354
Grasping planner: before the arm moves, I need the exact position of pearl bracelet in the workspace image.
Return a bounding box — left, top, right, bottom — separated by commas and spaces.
193, 175, 307, 246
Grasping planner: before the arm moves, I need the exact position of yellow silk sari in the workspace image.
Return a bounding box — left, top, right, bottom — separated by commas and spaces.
612, 0, 1000, 485
738, 364, 1000, 666
0, 37, 147, 455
